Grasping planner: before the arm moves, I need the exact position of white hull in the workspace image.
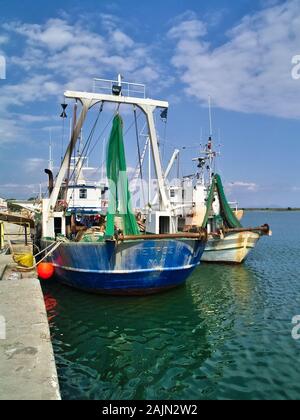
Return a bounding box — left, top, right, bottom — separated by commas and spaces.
202, 231, 260, 264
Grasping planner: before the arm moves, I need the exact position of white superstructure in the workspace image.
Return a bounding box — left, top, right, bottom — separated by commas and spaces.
66, 157, 108, 214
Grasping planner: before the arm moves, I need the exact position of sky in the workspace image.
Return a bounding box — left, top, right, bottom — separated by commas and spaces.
0, 0, 300, 207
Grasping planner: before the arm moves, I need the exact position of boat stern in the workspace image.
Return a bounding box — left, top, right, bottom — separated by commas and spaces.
202, 231, 260, 264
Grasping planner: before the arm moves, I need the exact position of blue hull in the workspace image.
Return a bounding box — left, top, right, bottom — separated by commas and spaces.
42, 238, 205, 295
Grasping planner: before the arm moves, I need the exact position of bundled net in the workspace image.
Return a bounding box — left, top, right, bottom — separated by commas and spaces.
105, 114, 140, 237
202, 174, 242, 229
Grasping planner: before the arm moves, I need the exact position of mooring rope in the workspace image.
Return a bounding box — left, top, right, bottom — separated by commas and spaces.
14, 241, 63, 271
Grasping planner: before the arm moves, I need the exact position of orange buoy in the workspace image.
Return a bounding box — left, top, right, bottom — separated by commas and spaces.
37, 262, 55, 280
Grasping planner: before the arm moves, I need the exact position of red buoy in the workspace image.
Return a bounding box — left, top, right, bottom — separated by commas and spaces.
37, 262, 55, 280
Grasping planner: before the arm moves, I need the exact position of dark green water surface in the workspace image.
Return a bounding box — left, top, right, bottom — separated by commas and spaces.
42, 212, 300, 400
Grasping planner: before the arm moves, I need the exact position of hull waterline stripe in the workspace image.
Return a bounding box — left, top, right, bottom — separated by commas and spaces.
52, 262, 200, 274
204, 246, 255, 253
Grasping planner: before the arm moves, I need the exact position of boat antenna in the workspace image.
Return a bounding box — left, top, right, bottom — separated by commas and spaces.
208, 96, 214, 184
118, 74, 123, 87
208, 96, 213, 137
49, 128, 53, 172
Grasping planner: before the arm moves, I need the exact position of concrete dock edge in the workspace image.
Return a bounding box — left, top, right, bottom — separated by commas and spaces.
0, 264, 61, 400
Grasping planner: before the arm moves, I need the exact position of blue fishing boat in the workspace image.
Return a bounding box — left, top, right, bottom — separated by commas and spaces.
42, 235, 205, 295
38, 75, 207, 295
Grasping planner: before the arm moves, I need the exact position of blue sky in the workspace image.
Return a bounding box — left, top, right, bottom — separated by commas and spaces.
0, 0, 300, 206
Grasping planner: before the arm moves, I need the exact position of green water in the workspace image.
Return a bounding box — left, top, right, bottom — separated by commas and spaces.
43, 212, 300, 400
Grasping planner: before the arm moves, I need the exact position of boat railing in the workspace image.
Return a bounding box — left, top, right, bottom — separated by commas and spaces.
93, 77, 146, 98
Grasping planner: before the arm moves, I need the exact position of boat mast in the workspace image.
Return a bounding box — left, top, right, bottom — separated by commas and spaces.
208, 96, 213, 185
148, 136, 151, 206
192, 96, 219, 188
208, 96, 213, 137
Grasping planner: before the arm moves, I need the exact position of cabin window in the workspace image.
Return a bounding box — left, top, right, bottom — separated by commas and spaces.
79, 188, 87, 199
159, 216, 170, 234
54, 217, 62, 236
170, 189, 175, 198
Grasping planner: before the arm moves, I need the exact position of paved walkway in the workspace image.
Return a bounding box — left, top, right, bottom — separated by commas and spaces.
0, 252, 60, 400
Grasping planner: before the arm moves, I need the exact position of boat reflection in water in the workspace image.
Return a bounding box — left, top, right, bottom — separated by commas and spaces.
42, 263, 257, 400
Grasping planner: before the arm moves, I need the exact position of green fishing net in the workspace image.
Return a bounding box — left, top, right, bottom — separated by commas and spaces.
105, 114, 140, 237
202, 174, 242, 229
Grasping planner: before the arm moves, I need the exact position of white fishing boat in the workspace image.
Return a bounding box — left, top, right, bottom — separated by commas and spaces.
165, 100, 271, 264
203, 230, 262, 263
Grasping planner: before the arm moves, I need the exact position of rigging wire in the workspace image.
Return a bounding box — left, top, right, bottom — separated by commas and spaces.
65, 103, 104, 210
70, 102, 104, 182
94, 109, 143, 178
87, 104, 143, 164
133, 106, 143, 180
66, 105, 145, 210
124, 110, 142, 136
133, 106, 146, 209
87, 113, 114, 158
162, 117, 168, 158
64, 102, 78, 202
61, 115, 66, 163
132, 136, 148, 180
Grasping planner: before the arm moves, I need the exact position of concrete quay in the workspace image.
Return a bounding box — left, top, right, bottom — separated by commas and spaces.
0, 247, 60, 400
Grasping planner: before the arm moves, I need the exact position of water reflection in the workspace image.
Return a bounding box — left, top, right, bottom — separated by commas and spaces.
42, 214, 300, 402
42, 263, 257, 400
43, 275, 214, 399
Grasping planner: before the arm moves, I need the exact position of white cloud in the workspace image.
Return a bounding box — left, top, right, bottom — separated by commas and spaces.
25, 158, 48, 173
0, 117, 23, 145
19, 114, 54, 123
168, 18, 207, 39
0, 183, 44, 198
169, 0, 300, 119
110, 30, 134, 49
0, 15, 167, 152
0, 183, 35, 189
3, 19, 76, 51
0, 74, 63, 113
2, 16, 164, 112
99, 13, 120, 31
41, 125, 62, 132
0, 35, 9, 45
4, 17, 160, 83
226, 181, 259, 192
